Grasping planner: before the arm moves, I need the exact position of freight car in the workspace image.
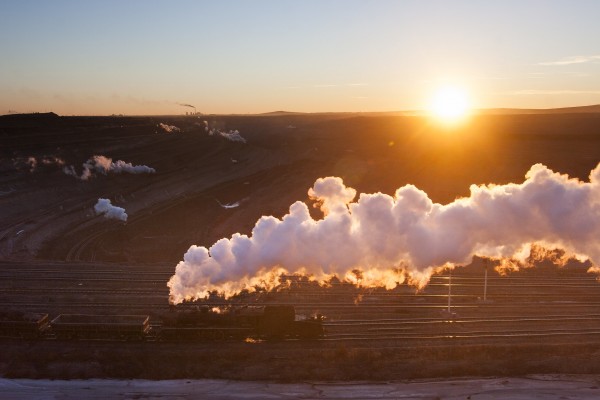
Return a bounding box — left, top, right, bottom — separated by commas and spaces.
160, 305, 324, 341
50, 314, 151, 341
0, 311, 50, 339
0, 305, 324, 342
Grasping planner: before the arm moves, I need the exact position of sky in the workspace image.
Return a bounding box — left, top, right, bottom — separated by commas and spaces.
1, 0, 599, 115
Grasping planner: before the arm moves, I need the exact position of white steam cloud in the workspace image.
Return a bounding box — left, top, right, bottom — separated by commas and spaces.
209, 128, 246, 143
63, 155, 155, 180
94, 198, 128, 221
159, 123, 181, 133
168, 163, 600, 304
215, 197, 249, 209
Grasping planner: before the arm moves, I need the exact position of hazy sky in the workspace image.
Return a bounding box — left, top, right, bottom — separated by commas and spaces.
1, 0, 599, 115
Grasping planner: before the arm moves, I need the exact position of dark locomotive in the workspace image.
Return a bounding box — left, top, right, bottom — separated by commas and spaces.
0, 306, 324, 341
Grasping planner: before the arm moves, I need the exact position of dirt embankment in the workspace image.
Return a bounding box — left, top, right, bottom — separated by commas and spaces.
1, 113, 600, 265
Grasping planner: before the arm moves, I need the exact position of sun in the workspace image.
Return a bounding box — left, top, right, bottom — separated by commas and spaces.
428, 86, 471, 123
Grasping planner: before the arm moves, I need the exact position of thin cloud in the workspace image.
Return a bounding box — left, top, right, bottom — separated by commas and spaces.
538, 55, 600, 66
507, 89, 600, 95
314, 83, 369, 88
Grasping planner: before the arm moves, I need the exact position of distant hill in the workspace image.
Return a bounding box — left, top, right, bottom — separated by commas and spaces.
256, 111, 306, 116
478, 104, 600, 115
256, 105, 600, 117
0, 112, 60, 119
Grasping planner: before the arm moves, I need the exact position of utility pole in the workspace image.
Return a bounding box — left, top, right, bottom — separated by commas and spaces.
447, 268, 452, 313
483, 259, 488, 302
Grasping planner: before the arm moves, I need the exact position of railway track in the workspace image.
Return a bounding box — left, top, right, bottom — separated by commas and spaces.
3, 261, 600, 346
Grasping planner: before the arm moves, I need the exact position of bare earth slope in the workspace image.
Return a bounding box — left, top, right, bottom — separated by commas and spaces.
2, 112, 600, 265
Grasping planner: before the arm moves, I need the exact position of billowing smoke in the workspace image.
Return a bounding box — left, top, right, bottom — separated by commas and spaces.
158, 123, 181, 133
168, 162, 600, 304
94, 198, 127, 221
209, 128, 246, 143
63, 155, 155, 180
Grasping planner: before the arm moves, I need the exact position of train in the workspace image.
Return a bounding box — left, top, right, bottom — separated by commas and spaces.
0, 305, 324, 341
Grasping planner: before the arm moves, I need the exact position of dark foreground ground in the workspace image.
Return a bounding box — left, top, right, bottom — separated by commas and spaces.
3, 337, 600, 381
4, 375, 600, 399
2, 111, 600, 381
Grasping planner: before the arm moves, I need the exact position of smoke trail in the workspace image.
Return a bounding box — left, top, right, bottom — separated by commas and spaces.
63, 155, 155, 180
89, 155, 156, 175
94, 198, 127, 221
9, 156, 65, 173
158, 123, 181, 133
178, 103, 195, 109
209, 128, 246, 143
40, 156, 65, 166
177, 103, 196, 114
167, 162, 600, 304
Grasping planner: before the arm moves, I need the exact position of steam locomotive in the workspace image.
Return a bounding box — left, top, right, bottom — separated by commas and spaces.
0, 305, 324, 341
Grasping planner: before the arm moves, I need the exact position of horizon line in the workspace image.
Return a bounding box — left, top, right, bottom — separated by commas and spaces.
2, 104, 600, 118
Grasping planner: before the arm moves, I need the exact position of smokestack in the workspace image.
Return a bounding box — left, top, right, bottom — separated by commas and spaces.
168, 162, 600, 304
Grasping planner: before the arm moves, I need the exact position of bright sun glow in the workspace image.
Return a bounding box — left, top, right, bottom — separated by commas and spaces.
429, 86, 471, 123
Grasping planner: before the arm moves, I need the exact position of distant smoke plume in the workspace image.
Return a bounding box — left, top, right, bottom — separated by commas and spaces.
40, 156, 65, 166
177, 103, 196, 113
159, 123, 181, 133
168, 163, 600, 303
193, 120, 209, 132
209, 128, 246, 143
26, 157, 37, 173
10, 155, 64, 173
94, 198, 127, 221
63, 155, 155, 180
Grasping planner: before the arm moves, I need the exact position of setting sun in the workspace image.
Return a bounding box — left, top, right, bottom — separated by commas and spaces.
429, 86, 471, 123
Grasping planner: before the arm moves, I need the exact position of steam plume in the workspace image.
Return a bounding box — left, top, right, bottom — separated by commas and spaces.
209, 128, 246, 143
63, 155, 155, 180
158, 123, 181, 133
168, 162, 600, 304
10, 156, 64, 173
94, 198, 127, 221
26, 157, 37, 173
